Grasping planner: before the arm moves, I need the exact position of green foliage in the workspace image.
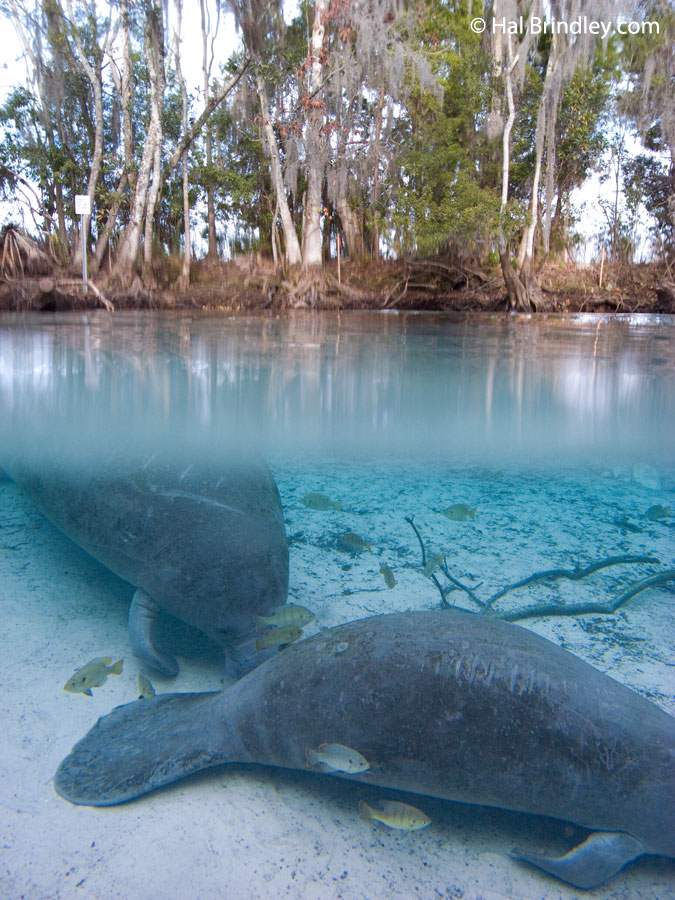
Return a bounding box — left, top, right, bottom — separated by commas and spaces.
391, 0, 499, 255
624, 154, 674, 251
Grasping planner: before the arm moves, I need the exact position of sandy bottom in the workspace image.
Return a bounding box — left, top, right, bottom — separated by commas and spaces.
1, 456, 674, 900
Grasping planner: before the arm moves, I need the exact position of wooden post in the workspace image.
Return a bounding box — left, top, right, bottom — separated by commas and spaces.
75, 194, 91, 294
337, 233, 341, 284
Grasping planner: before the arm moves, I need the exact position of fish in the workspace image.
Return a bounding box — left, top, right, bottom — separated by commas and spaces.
254, 603, 315, 629
423, 553, 445, 578
359, 799, 431, 831
137, 673, 155, 700
63, 657, 123, 697
302, 493, 342, 511
306, 743, 370, 773
645, 505, 672, 521
442, 504, 476, 521
379, 564, 396, 588
340, 532, 372, 552
254, 625, 303, 652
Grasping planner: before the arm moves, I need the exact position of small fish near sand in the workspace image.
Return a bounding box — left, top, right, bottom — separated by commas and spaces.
306, 743, 370, 773
254, 625, 303, 652
254, 603, 315, 630
423, 553, 445, 578
302, 492, 342, 511
379, 563, 396, 589
63, 657, 123, 697
442, 504, 477, 522
340, 532, 372, 553
645, 505, 672, 521
137, 673, 156, 700
359, 799, 431, 831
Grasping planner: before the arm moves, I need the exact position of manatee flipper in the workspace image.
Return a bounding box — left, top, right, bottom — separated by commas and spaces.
129, 588, 179, 677
225, 632, 276, 678
513, 831, 647, 889
54, 692, 226, 806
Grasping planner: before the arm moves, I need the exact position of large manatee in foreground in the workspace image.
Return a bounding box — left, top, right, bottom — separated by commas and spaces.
55, 609, 674, 889
6, 450, 288, 675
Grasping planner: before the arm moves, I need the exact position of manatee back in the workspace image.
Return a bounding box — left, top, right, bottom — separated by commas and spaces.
223, 609, 675, 858
7, 451, 289, 642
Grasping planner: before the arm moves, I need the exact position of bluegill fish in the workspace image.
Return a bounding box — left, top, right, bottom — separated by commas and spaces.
359, 799, 431, 831
423, 553, 445, 578
137, 673, 155, 700
645, 505, 671, 521
302, 492, 342, 511
379, 564, 396, 589
306, 743, 370, 773
442, 504, 476, 521
64, 657, 123, 696
340, 532, 372, 552
254, 603, 315, 629
254, 625, 303, 652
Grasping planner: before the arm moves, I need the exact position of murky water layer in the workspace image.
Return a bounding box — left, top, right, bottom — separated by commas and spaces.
1, 310, 673, 463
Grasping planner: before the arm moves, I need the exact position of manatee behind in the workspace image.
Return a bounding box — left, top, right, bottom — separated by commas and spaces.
5, 447, 289, 676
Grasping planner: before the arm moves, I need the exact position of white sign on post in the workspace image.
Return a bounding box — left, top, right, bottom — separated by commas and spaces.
75, 194, 90, 293
75, 194, 91, 216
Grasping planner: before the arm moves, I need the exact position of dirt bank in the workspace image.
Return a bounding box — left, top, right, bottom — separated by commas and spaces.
1, 258, 674, 315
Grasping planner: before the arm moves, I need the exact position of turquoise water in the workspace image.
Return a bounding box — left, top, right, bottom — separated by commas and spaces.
1, 310, 673, 461
0, 310, 674, 899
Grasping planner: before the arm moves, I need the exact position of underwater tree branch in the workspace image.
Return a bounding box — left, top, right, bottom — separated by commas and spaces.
490, 569, 675, 622
482, 555, 661, 612
406, 516, 483, 609
610, 569, 675, 607
405, 516, 426, 567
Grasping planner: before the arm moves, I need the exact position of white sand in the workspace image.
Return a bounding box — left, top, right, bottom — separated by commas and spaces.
1, 459, 674, 900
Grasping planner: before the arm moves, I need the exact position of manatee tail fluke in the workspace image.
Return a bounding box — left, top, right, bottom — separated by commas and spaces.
513, 831, 646, 889
54, 692, 225, 806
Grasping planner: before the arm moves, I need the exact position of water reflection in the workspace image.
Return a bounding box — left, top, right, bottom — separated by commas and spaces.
0, 311, 673, 461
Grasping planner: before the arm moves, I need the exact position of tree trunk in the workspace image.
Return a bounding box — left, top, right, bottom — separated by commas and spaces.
113, 0, 136, 194
516, 89, 545, 270
113, 0, 165, 287
517, 35, 561, 269
174, 0, 190, 291
371, 87, 385, 261
254, 70, 302, 268
199, 0, 218, 258
499, 42, 533, 311
334, 128, 362, 261
93, 171, 127, 271
301, 0, 328, 271
63, 0, 109, 268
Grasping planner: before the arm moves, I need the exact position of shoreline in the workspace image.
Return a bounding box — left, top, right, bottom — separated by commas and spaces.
2, 260, 674, 316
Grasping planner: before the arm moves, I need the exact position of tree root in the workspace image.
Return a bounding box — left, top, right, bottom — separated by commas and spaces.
282, 270, 364, 308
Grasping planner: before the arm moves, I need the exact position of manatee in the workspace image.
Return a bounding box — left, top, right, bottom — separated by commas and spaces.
54, 609, 675, 889
6, 449, 288, 676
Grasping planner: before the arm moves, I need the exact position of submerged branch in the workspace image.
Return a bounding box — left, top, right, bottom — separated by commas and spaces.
482, 555, 660, 611
493, 569, 675, 622
405, 516, 483, 609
